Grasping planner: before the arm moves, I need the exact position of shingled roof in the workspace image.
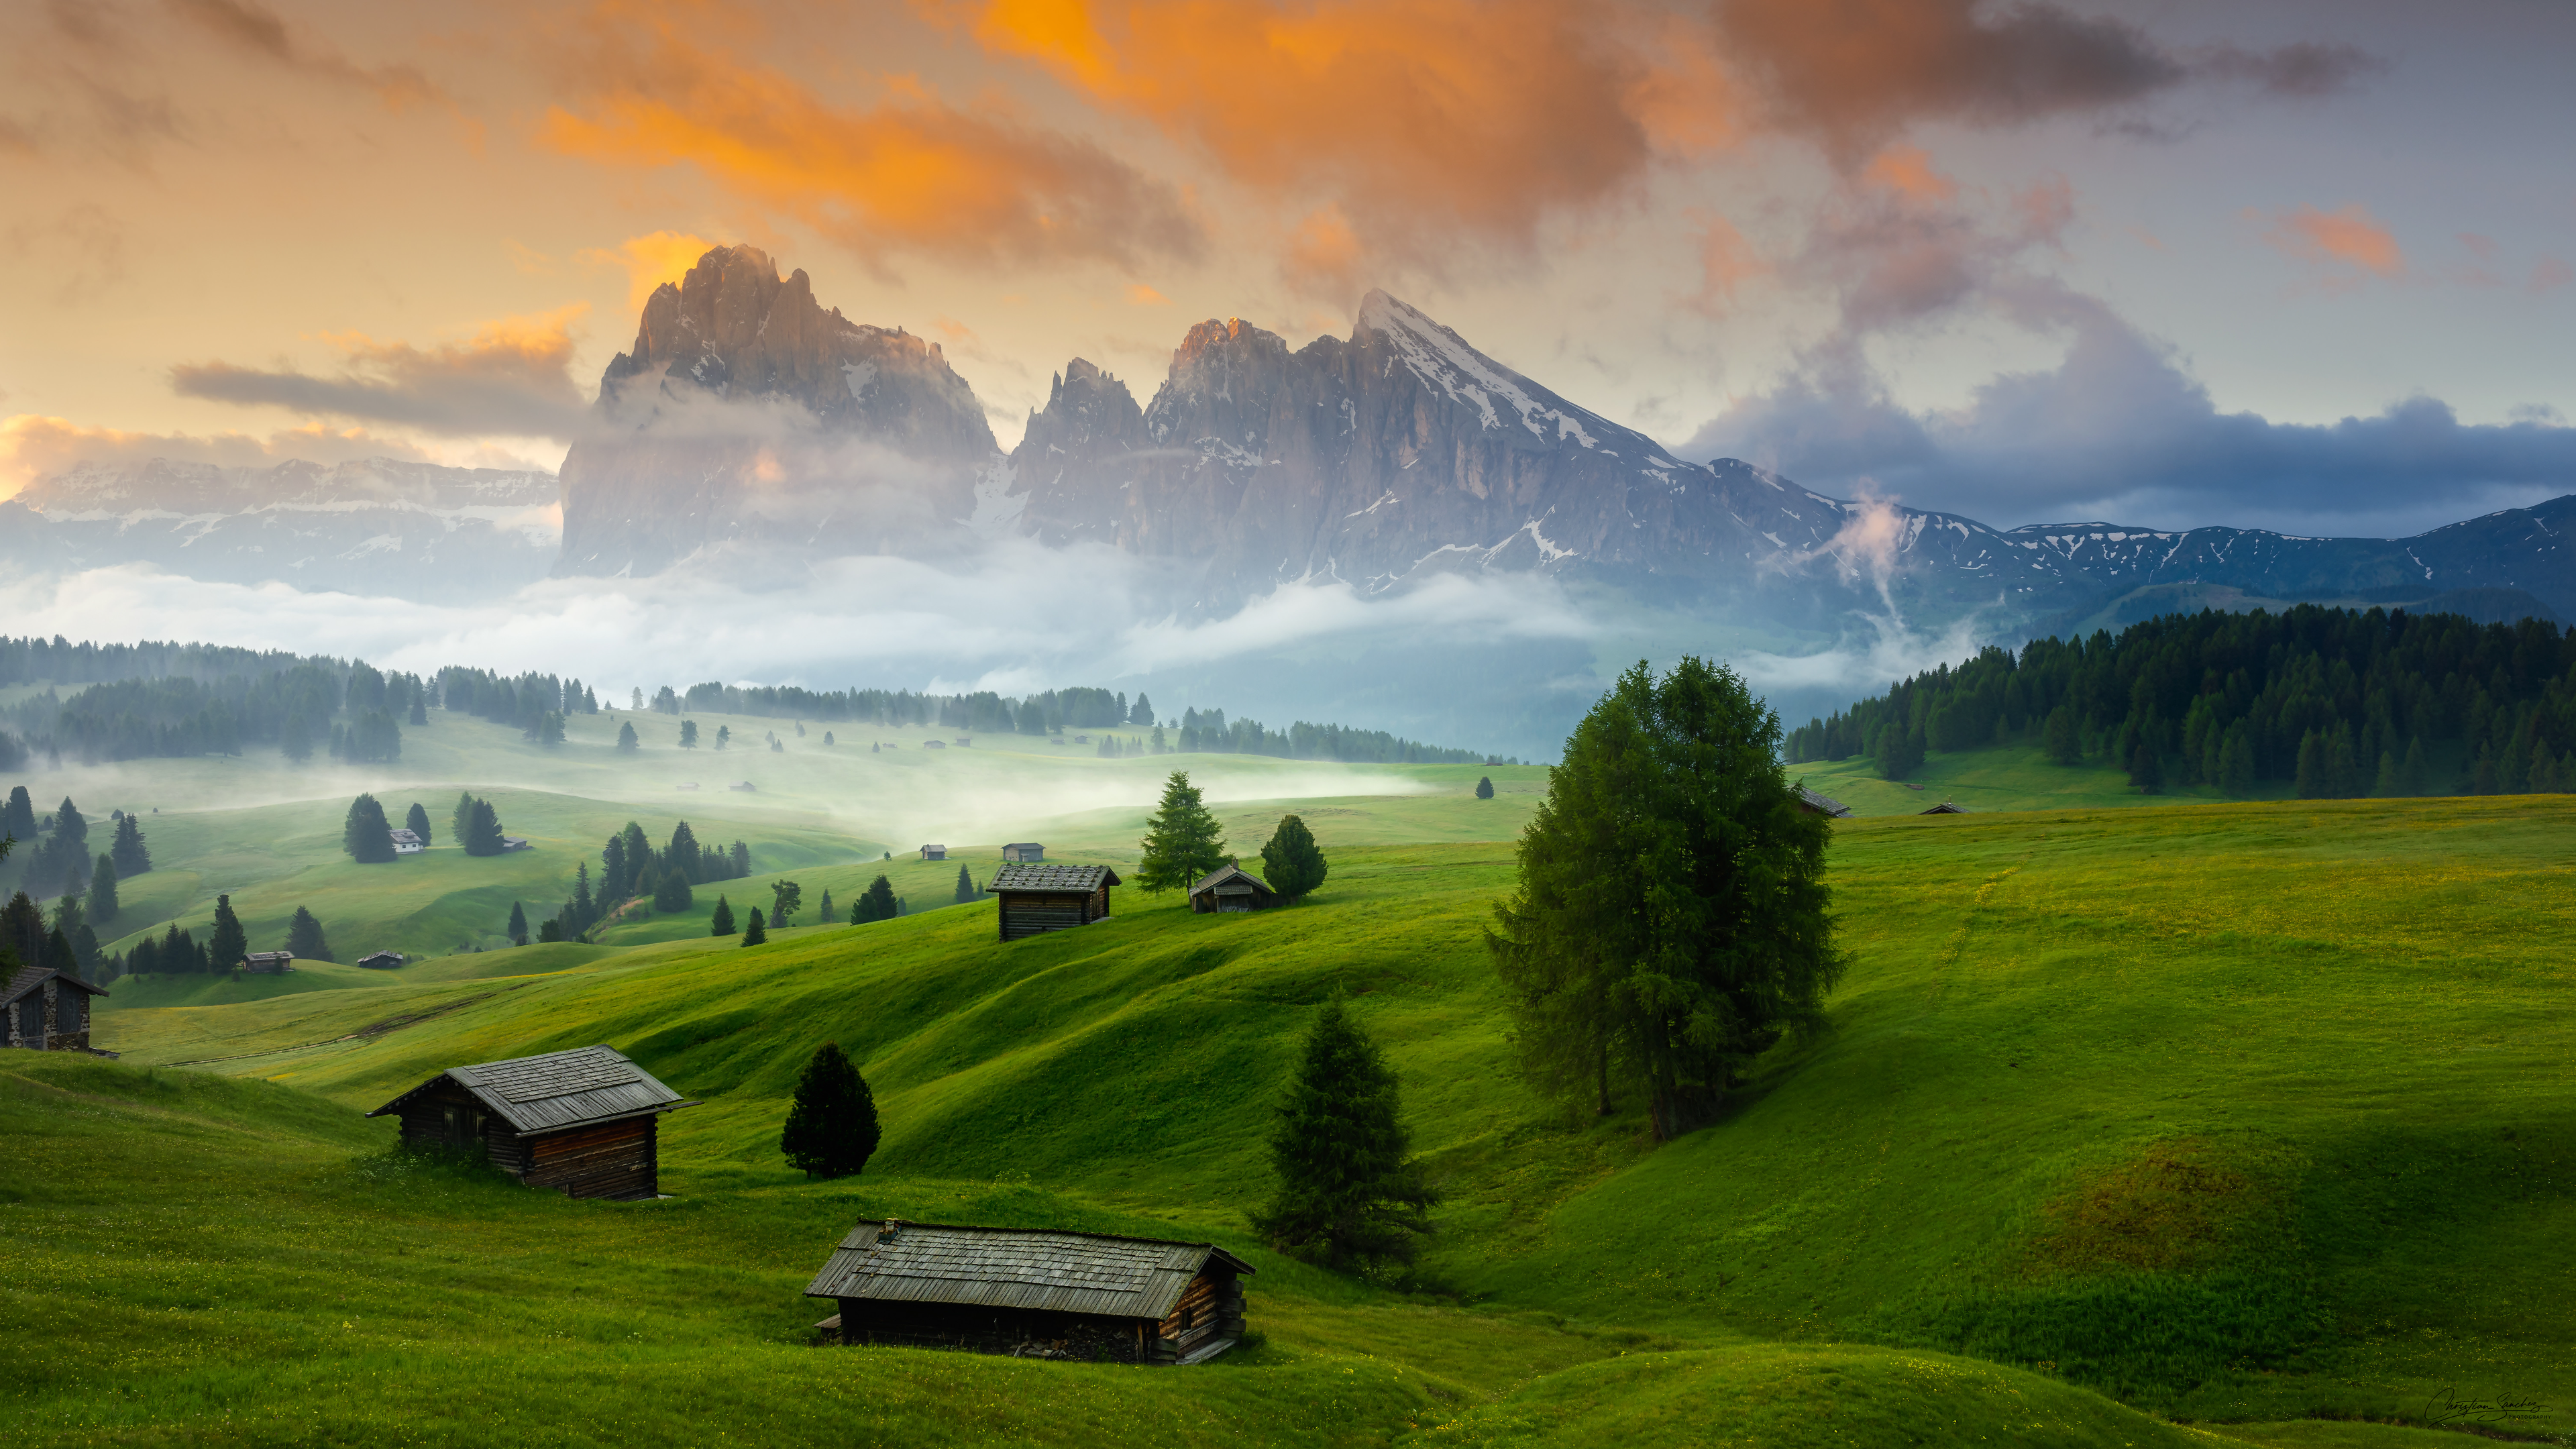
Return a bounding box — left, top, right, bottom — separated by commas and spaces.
986, 863, 1119, 893
365, 1044, 692, 1134
1795, 784, 1854, 818
803, 1221, 1252, 1320
1189, 865, 1273, 896
3, 965, 107, 1005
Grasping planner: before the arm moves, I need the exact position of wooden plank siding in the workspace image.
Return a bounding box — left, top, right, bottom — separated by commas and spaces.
389, 1083, 659, 1198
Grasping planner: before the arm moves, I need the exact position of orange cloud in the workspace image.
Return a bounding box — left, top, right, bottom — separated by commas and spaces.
539, 20, 1199, 272
2262, 203, 2404, 282
578, 231, 721, 311
965, 0, 1697, 258
1124, 283, 1169, 305
1283, 205, 1366, 302
170, 305, 592, 439
1684, 213, 1768, 315
1862, 146, 1955, 203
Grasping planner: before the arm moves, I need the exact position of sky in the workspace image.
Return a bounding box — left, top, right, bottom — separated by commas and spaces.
3, 0, 2572, 539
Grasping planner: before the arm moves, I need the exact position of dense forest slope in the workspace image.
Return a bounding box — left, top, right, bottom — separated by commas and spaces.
1790, 605, 2576, 798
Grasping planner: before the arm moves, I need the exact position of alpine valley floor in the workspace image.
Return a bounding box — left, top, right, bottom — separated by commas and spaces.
5, 763, 2574, 1445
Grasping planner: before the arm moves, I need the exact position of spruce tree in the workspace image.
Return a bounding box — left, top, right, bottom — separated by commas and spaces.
54, 798, 87, 849
1259, 814, 1328, 902
2401, 736, 2430, 796
343, 794, 397, 863
711, 895, 735, 936
2372, 751, 2401, 798
653, 868, 693, 913
679, 720, 698, 749
2221, 732, 2257, 798
2128, 743, 2163, 794
209, 894, 249, 971
451, 792, 476, 847
465, 799, 506, 856
507, 901, 529, 946
769, 879, 802, 926
2295, 729, 2327, 799
856, 874, 897, 924
1136, 771, 1228, 893
616, 721, 639, 752
779, 1041, 881, 1179
1252, 1000, 1436, 1269
2042, 705, 2080, 765
404, 802, 433, 848
741, 906, 767, 945
1474, 775, 1495, 799
285, 905, 331, 962
666, 821, 702, 881
88, 854, 118, 924
817, 888, 833, 922
281, 715, 313, 762
111, 812, 151, 875
954, 865, 975, 904
2, 786, 35, 844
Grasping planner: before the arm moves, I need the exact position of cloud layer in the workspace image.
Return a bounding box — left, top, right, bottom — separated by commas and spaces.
168, 309, 592, 441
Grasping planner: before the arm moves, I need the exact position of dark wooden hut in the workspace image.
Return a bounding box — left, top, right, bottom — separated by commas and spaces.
1187, 865, 1278, 914
987, 863, 1117, 941
1794, 785, 1854, 818
804, 1220, 1252, 1364
1919, 801, 1967, 815
357, 951, 406, 969
365, 1044, 696, 1199
4, 965, 107, 1051
1001, 842, 1045, 862
919, 844, 948, 861
241, 951, 295, 973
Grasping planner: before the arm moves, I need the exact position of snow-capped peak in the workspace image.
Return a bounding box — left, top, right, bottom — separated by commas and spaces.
1353, 289, 1636, 458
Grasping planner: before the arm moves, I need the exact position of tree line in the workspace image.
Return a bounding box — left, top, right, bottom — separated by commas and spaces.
1784, 605, 2576, 798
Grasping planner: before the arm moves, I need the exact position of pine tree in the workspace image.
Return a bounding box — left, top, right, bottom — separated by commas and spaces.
2127, 743, 2163, 794
817, 888, 833, 922
2, 786, 36, 845
111, 812, 151, 875
954, 865, 975, 904
1130, 692, 1154, 726
1136, 771, 1228, 893
88, 853, 118, 924
209, 893, 250, 970
616, 721, 639, 752
570, 860, 594, 934
452, 792, 476, 848
2295, 729, 2327, 798
679, 720, 699, 749
54, 798, 87, 849
653, 868, 693, 913
281, 714, 313, 762
285, 905, 332, 962
2372, 750, 2401, 798
855, 874, 897, 923
464, 798, 506, 857
1260, 814, 1329, 902
1251, 1000, 1436, 1269
666, 821, 702, 881
741, 906, 767, 946
343, 794, 397, 863
1474, 775, 1495, 799
2401, 736, 2430, 796
2042, 705, 2080, 765
506, 901, 529, 946
711, 895, 735, 936
404, 802, 433, 849
779, 1042, 881, 1179
2221, 731, 2257, 798
769, 879, 802, 927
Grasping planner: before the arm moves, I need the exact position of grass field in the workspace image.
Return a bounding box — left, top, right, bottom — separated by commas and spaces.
6, 719, 2569, 1446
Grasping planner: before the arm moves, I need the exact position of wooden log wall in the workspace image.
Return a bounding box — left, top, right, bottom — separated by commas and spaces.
521, 1116, 658, 1199
831, 1299, 1151, 1362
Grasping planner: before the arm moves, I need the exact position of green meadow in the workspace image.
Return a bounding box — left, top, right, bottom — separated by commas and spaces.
5, 708, 2571, 1446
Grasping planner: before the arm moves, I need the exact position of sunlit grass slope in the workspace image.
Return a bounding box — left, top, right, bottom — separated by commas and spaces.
20, 794, 2576, 1433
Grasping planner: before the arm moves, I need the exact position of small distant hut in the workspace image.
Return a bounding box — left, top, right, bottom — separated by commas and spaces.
1001, 843, 1045, 862
1919, 801, 1966, 814
241, 951, 295, 974
500, 835, 533, 851
357, 951, 406, 970
988, 863, 1118, 941
1794, 785, 1854, 818
389, 828, 425, 854
922, 740, 946, 750
955, 737, 974, 747
919, 845, 949, 861
365, 1044, 697, 1199
3, 965, 107, 1052
804, 1220, 1252, 1364
1188, 865, 1278, 914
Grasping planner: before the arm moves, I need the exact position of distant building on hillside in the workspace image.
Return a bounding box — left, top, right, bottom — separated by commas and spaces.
987, 863, 1118, 942
1794, 785, 1854, 819
804, 1220, 1251, 1364
3, 965, 107, 1052
1188, 865, 1278, 915
389, 828, 425, 854
919, 845, 948, 861
1001, 843, 1044, 862
500, 836, 533, 851
1919, 801, 1966, 815
241, 951, 295, 974
922, 740, 945, 750
357, 951, 406, 970
365, 1044, 696, 1200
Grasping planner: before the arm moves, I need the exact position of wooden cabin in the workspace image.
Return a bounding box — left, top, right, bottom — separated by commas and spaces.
987, 863, 1117, 941
1188, 865, 1278, 914
4, 965, 107, 1051
500, 836, 533, 851
357, 951, 406, 970
1001, 843, 1045, 862
804, 1220, 1251, 1364
1919, 801, 1966, 815
365, 1044, 697, 1199
919, 845, 948, 861
241, 951, 295, 974
1794, 785, 1854, 818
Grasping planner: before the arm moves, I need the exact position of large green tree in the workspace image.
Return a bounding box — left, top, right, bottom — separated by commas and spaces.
284, 905, 332, 962
779, 1042, 881, 1179
710, 895, 735, 936
1251, 1000, 1436, 1270
208, 893, 249, 971
343, 794, 396, 863
110, 812, 151, 875
88, 854, 118, 924
1259, 814, 1328, 901
1135, 771, 1227, 893
403, 802, 433, 848
653, 868, 694, 913
463, 799, 507, 857
853, 874, 897, 924
1489, 657, 1844, 1140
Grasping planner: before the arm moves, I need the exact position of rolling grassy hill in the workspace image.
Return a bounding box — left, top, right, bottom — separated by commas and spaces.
8, 786, 2571, 1445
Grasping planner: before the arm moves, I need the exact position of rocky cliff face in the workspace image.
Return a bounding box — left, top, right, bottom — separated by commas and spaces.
12, 457, 558, 600
555, 244, 999, 577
